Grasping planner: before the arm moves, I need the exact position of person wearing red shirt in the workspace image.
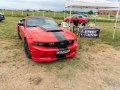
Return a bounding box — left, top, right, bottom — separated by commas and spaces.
72, 17, 79, 33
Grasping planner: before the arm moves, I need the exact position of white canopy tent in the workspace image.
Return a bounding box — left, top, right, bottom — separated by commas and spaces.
65, 0, 120, 39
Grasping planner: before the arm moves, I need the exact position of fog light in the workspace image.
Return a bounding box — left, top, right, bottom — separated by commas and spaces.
68, 40, 74, 45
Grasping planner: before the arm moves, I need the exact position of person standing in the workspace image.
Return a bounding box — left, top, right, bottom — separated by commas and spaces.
27, 13, 29, 16
72, 17, 79, 33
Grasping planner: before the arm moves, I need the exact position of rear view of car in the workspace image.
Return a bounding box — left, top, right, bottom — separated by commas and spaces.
64, 15, 89, 25
82, 14, 89, 19
0, 13, 5, 22
17, 16, 78, 62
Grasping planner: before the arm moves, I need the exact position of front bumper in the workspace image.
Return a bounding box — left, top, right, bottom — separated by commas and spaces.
29, 41, 78, 62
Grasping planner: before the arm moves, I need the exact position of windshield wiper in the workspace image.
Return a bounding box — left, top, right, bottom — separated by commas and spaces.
27, 25, 38, 27
46, 30, 62, 32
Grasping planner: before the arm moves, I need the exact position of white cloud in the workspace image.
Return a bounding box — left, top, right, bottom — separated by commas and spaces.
0, 0, 68, 10
0, 0, 117, 11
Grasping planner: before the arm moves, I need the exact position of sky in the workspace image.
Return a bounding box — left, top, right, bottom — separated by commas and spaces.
0, 0, 69, 10
0, 0, 119, 11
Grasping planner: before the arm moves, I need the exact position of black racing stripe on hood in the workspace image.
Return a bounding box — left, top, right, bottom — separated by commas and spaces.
40, 25, 61, 32
52, 32, 68, 59
52, 32, 67, 42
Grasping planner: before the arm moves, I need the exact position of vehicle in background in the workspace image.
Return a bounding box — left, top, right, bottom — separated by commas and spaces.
82, 14, 89, 18
0, 13, 5, 22
17, 16, 78, 62
64, 14, 89, 26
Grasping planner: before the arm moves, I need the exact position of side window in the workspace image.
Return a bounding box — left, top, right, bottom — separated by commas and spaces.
72, 16, 75, 18
78, 16, 82, 18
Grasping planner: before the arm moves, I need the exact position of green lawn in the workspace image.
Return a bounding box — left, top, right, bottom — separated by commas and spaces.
3, 10, 65, 19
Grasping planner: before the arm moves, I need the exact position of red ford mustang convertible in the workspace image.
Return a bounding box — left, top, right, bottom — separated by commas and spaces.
17, 16, 78, 62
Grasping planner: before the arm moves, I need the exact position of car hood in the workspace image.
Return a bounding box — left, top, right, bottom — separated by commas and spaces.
27, 26, 76, 42
41, 25, 61, 31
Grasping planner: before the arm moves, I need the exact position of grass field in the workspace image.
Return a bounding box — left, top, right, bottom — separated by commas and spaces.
0, 16, 120, 90
2, 10, 66, 20
1, 10, 120, 21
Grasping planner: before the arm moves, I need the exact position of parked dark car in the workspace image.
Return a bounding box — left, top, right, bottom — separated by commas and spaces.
0, 13, 5, 22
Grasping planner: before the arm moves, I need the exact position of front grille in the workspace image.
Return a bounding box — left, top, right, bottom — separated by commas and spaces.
56, 41, 67, 48
54, 40, 74, 48
43, 40, 74, 48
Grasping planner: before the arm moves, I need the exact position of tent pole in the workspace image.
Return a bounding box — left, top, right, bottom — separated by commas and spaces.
108, 12, 110, 20
113, 6, 120, 40
54, 11, 56, 17
94, 13, 97, 26
43, 11, 44, 16
32, 10, 34, 16
2, 9, 4, 15
22, 10, 24, 16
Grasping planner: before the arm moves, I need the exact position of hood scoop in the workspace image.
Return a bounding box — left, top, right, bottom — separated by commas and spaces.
46, 30, 63, 32
41, 25, 62, 32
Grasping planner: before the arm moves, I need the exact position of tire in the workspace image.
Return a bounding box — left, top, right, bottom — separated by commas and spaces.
24, 39, 31, 59
81, 22, 86, 26
18, 31, 21, 39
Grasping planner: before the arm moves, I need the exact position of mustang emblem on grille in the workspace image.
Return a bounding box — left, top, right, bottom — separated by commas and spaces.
60, 42, 65, 45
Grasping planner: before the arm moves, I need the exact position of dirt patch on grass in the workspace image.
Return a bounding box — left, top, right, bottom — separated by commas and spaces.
0, 39, 120, 90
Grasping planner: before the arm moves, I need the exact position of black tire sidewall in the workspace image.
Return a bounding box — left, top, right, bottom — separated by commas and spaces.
24, 40, 31, 59
18, 31, 21, 39
81, 22, 86, 26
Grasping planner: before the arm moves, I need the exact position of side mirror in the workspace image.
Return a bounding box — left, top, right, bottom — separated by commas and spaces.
58, 23, 61, 27
18, 19, 25, 26
61, 22, 69, 28
18, 22, 24, 26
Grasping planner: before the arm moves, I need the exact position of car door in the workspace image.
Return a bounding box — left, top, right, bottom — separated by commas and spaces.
78, 15, 83, 23
18, 19, 26, 40
71, 16, 76, 22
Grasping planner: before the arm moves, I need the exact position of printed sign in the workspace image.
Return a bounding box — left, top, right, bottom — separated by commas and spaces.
80, 27, 100, 38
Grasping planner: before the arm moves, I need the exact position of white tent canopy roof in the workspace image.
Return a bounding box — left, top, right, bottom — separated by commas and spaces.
65, 0, 119, 9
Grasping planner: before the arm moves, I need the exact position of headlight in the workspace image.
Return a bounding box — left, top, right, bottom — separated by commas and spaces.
33, 42, 55, 47
33, 42, 45, 46
68, 40, 73, 44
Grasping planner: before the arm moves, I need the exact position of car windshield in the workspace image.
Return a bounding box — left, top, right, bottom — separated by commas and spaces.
27, 17, 58, 27
26, 17, 60, 31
